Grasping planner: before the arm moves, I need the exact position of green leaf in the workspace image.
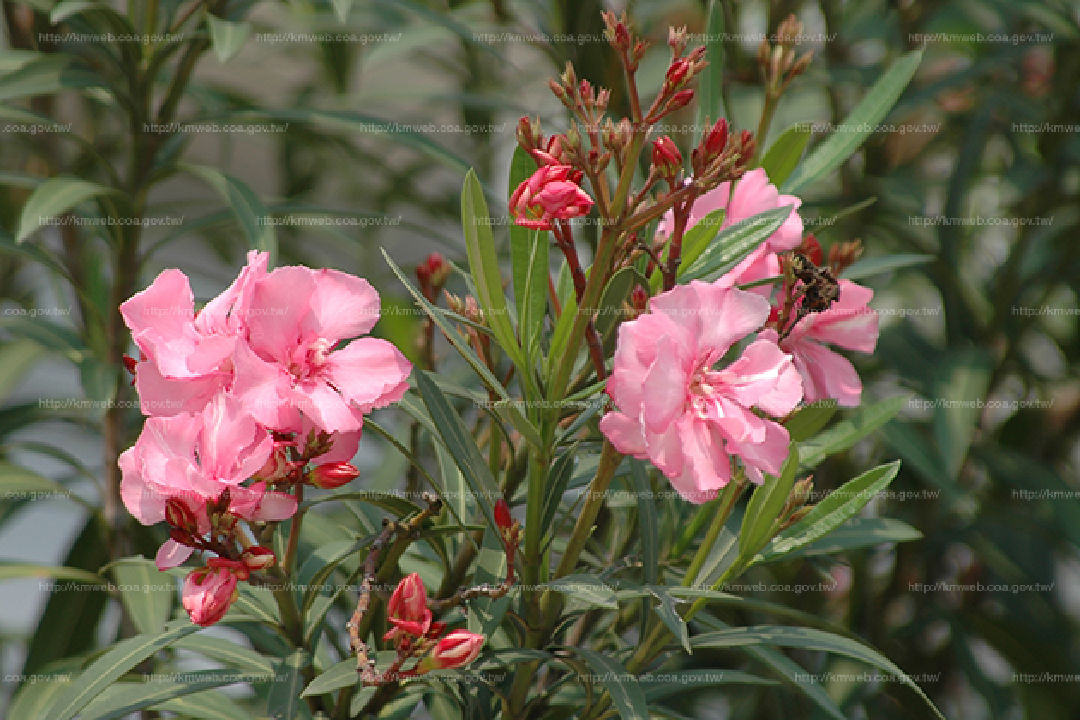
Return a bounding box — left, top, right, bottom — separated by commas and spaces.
695, 0, 726, 127
179, 163, 276, 264
173, 634, 275, 676
679, 205, 793, 282
798, 395, 908, 469
692, 625, 945, 719
757, 462, 901, 562
545, 574, 618, 610
415, 370, 499, 532
16, 177, 115, 243
575, 648, 648, 720
45, 619, 201, 720
301, 490, 419, 516
676, 208, 725, 273
932, 352, 991, 480
639, 668, 778, 701
840, 253, 935, 281
649, 588, 690, 652
0, 563, 104, 583
110, 557, 175, 635
298, 534, 374, 615
0, 53, 69, 103
540, 450, 575, 540
761, 124, 812, 186
594, 267, 641, 344
741, 644, 846, 720
739, 447, 799, 560
783, 401, 838, 442
461, 168, 526, 371
152, 690, 252, 720
630, 461, 658, 584
0, 339, 44, 401
79, 670, 245, 720
6, 665, 78, 720
771, 517, 922, 559
509, 145, 547, 354
301, 657, 357, 697
207, 16, 251, 63
783, 49, 923, 194
267, 650, 313, 720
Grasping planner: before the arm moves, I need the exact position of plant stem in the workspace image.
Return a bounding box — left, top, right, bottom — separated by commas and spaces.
554, 441, 621, 579
681, 476, 745, 586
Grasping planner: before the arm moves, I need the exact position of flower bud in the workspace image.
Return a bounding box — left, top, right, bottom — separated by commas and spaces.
651, 136, 683, 182
240, 546, 277, 571
494, 499, 512, 531
385, 572, 432, 640
702, 117, 728, 158
664, 57, 692, 91
417, 629, 485, 672
664, 89, 694, 114
307, 461, 360, 489
182, 566, 239, 627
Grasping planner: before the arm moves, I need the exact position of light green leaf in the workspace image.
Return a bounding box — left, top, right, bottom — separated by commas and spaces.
16, 177, 116, 243
742, 644, 846, 720
110, 558, 174, 635
783, 49, 923, 194
695, 0, 726, 127
576, 648, 648, 720
761, 124, 812, 186
267, 650, 313, 720
173, 634, 274, 676
639, 668, 778, 701
840, 253, 935, 281
783, 401, 838, 442
739, 447, 799, 560
207, 16, 251, 63
0, 563, 103, 583
179, 163, 276, 264
509, 145, 547, 354
0, 53, 69, 103
152, 690, 251, 720
649, 588, 690, 652
331, 0, 354, 22
415, 370, 499, 532
771, 517, 922, 559
44, 619, 200, 720
692, 625, 945, 719
798, 395, 908, 469
301, 657, 357, 697
679, 205, 793, 282
630, 461, 658, 584
676, 208, 725, 274
545, 574, 618, 610
79, 670, 245, 720
757, 461, 901, 562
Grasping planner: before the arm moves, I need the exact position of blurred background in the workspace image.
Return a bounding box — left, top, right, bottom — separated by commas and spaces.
1, 0, 1078, 718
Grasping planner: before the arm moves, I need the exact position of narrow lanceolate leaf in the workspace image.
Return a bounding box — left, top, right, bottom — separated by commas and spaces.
760, 124, 812, 186
78, 670, 245, 720
841, 252, 935, 281
331, 0, 355, 22
649, 588, 690, 652
267, 650, 312, 720
302, 657, 359, 697
696, 0, 726, 128
179, 163, 276, 264
756, 461, 901, 562
415, 370, 500, 532
741, 644, 846, 720
461, 168, 530, 381
739, 446, 799, 560
45, 619, 200, 720
783, 49, 923, 194
152, 690, 251, 720
766, 517, 922, 560
679, 205, 793, 282
16, 177, 116, 243
111, 557, 175, 634
0, 562, 104, 583
692, 625, 945, 720
545, 575, 618, 610
509, 145, 548, 351
207, 16, 251, 63
798, 395, 908, 469
576, 648, 649, 720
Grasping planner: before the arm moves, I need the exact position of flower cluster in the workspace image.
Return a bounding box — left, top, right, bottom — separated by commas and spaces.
380, 573, 485, 678
602, 171, 879, 503
119, 251, 413, 625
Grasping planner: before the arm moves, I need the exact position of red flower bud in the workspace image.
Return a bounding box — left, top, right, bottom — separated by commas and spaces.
417, 629, 485, 673
165, 497, 199, 533
651, 136, 683, 181
703, 118, 729, 157
509, 165, 594, 231
182, 566, 239, 627
494, 499, 512, 531
665, 57, 692, 90
665, 89, 694, 113
307, 462, 359, 489
240, 546, 277, 571
384, 572, 432, 642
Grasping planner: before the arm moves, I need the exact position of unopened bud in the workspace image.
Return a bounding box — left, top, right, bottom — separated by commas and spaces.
665, 88, 695, 114
494, 499, 512, 531
664, 57, 692, 91
307, 461, 360, 489
651, 136, 683, 182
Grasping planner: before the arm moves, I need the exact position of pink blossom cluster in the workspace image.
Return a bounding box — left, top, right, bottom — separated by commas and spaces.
602, 171, 879, 503
118, 251, 412, 625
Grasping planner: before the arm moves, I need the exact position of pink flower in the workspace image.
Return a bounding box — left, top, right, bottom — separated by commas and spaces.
509, 164, 594, 230
599, 281, 803, 503
778, 280, 878, 407
120, 251, 268, 416
658, 168, 803, 288
182, 565, 239, 626
384, 572, 432, 642
417, 630, 485, 672
232, 266, 412, 435
118, 393, 295, 569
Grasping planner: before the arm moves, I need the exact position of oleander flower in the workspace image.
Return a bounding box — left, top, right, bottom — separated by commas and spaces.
120, 251, 268, 416
384, 572, 433, 642
509, 164, 594, 230
599, 281, 803, 502
416, 630, 485, 672
232, 265, 412, 435
778, 279, 878, 406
